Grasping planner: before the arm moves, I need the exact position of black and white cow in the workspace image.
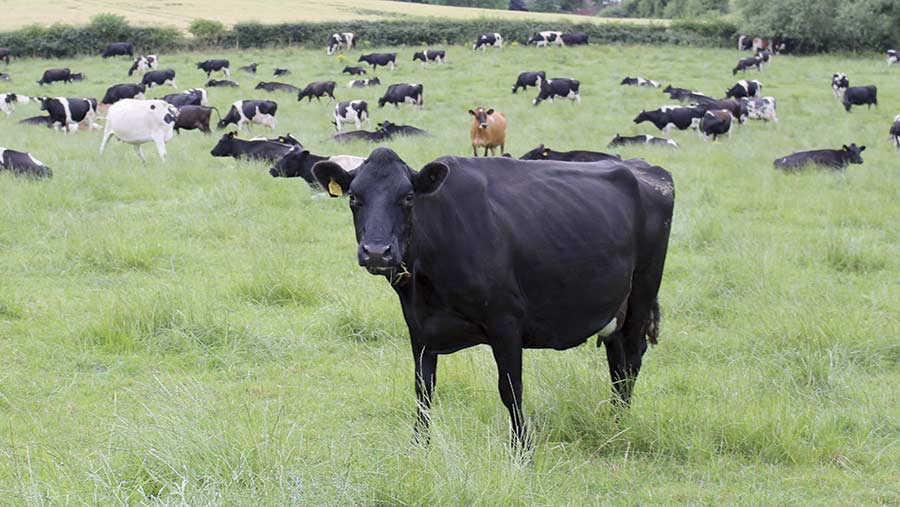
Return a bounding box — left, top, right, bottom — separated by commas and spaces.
101, 42, 134, 58
269, 146, 363, 183
528, 31, 563, 47
663, 85, 712, 102
473, 33, 503, 51
842, 85, 877, 112
273, 68, 291, 76
608, 133, 679, 148
327, 32, 356, 55
39, 97, 99, 133
890, 115, 900, 149
621, 76, 660, 88
413, 49, 446, 65
210, 132, 297, 161
127, 55, 157, 76
101, 83, 146, 105
832, 73, 849, 99
725, 79, 762, 99
162, 88, 208, 108
738, 35, 753, 51
511, 71, 545, 94
774, 144, 866, 171
755, 48, 772, 67
334, 100, 369, 132
378, 83, 423, 108
256, 81, 300, 93
18, 116, 52, 128
297, 81, 337, 102
0, 148, 52, 178
239, 63, 257, 74
519, 144, 621, 162
218, 100, 278, 130
348, 77, 381, 88
533, 78, 580, 106
207, 79, 239, 87
0, 93, 31, 116
733, 56, 762, 75
197, 59, 230, 78
99, 99, 178, 162
634, 105, 705, 135
37, 68, 73, 86
173, 105, 218, 134
739, 96, 777, 122
141, 69, 177, 88
561, 32, 588, 45
699, 110, 734, 141
342, 66, 366, 75
888, 50, 899, 65
0, 48, 9, 64
358, 53, 397, 71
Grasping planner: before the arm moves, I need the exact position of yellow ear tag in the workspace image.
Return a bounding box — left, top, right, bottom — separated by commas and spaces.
328, 178, 343, 197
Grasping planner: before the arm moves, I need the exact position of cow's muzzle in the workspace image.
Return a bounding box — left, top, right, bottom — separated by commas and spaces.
358, 242, 398, 269
479, 123, 488, 129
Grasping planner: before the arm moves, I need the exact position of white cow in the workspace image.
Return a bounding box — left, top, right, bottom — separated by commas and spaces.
99, 99, 178, 162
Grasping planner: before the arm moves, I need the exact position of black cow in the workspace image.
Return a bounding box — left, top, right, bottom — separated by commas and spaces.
561, 32, 588, 45
349, 77, 381, 88
101, 42, 134, 58
174, 105, 218, 134
197, 59, 230, 78
511, 71, 545, 94
358, 53, 397, 71
141, 69, 177, 88
634, 106, 705, 134
210, 132, 296, 161
342, 66, 366, 75
608, 134, 679, 148
0, 148, 52, 178
218, 100, 278, 130
37, 68, 72, 86
842, 86, 877, 112
519, 144, 621, 162
473, 32, 503, 51
273, 68, 291, 76
239, 63, 257, 74
310, 147, 674, 446
738, 35, 753, 51
269, 147, 362, 183
774, 144, 866, 170
40, 97, 98, 132
207, 79, 239, 87
695, 98, 744, 122
533, 78, 580, 106
663, 85, 712, 102
891, 115, 900, 149
18, 115, 52, 128
162, 88, 206, 108
725, 79, 762, 99
699, 110, 733, 141
101, 83, 146, 105
378, 84, 423, 108
413, 49, 446, 64
733, 56, 762, 75
256, 81, 299, 93
0, 48, 9, 64
621, 77, 660, 88
297, 81, 337, 102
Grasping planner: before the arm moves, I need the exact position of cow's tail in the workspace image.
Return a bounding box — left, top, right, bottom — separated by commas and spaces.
647, 298, 661, 345
210, 106, 222, 123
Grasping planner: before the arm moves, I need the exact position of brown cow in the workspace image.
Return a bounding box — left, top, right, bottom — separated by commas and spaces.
468, 107, 506, 157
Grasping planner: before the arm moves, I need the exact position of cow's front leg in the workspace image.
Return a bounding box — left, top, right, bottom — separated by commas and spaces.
491, 337, 526, 447
412, 343, 437, 444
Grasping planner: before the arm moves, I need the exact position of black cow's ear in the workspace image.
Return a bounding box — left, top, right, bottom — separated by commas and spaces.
486, 108, 494, 115
859, 145, 866, 152
468, 109, 476, 116
842, 145, 849, 151
313, 161, 353, 198
414, 162, 449, 195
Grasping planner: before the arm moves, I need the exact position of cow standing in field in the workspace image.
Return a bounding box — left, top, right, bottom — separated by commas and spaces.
197, 59, 230, 78
519, 144, 621, 162
473, 33, 502, 51
0, 148, 52, 178
99, 99, 178, 161
173, 105, 218, 134
297, 81, 337, 102
533, 78, 580, 106
218, 100, 278, 130
634, 106, 705, 135
40, 97, 98, 133
511, 71, 545, 94
101, 83, 146, 106
358, 53, 397, 71
128, 55, 157, 76
733, 56, 762, 75
843, 86, 877, 112
37, 68, 74, 86
888, 50, 899, 65
699, 110, 734, 141
142, 69, 177, 88
774, 144, 865, 170
890, 115, 900, 149
327, 32, 356, 55
378, 84, 423, 108
739, 97, 777, 122
413, 50, 446, 65
725, 79, 762, 99
561, 32, 588, 45
832, 73, 849, 99
469, 107, 506, 156
334, 100, 369, 132
0, 48, 9, 64
528, 31, 563, 47
102, 42, 134, 58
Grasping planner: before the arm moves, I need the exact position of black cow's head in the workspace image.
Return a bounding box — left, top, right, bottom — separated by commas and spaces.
196, 61, 207, 70
468, 107, 494, 129
519, 144, 552, 160
38, 97, 51, 111
269, 147, 308, 178
843, 144, 866, 164
312, 148, 448, 277
412, 52, 425, 62
210, 132, 237, 156
633, 110, 653, 124
369, 77, 381, 86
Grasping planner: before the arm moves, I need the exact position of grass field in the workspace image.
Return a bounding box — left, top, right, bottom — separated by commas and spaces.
1, 43, 899, 505
0, 0, 665, 31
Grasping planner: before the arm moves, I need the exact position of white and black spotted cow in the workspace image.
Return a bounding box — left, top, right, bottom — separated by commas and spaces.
39, 96, 99, 133
890, 115, 900, 149
528, 31, 563, 48
101, 83, 146, 106
832, 73, 849, 100
634, 105, 706, 135
725, 79, 762, 99
887, 50, 898, 65
197, 59, 230, 78
128, 55, 158, 76
99, 99, 178, 162
412, 49, 446, 65
739, 96, 778, 122
473, 33, 502, 51
620, 76, 660, 88
0, 93, 31, 116
334, 100, 370, 132
141, 69, 177, 88
0, 147, 52, 178
532, 78, 580, 106
377, 83, 423, 108
218, 100, 278, 130
327, 32, 356, 55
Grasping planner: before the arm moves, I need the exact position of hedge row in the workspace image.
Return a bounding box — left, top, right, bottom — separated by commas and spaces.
0, 18, 739, 59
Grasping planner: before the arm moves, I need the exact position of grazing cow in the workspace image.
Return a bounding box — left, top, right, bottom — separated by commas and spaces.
774, 144, 866, 171
634, 106, 705, 135
561, 32, 588, 46
239, 63, 257, 74
0, 93, 30, 116
348, 77, 381, 88
621, 77, 660, 88
70, 72, 86, 81
725, 79, 762, 99
378, 83, 423, 108
511, 71, 546, 94
528, 31, 563, 47
342, 66, 366, 75
269, 146, 363, 183
210, 131, 297, 161
327, 32, 356, 55
101, 83, 146, 105
273, 68, 291, 76
37, 68, 73, 86
738, 35, 753, 51
99, 99, 178, 161
101, 42, 134, 58
141, 69, 177, 88
127, 55, 157, 76
473, 33, 503, 51
842, 85, 877, 112
297, 81, 337, 102
207, 79, 239, 87
755, 48, 772, 67
358, 53, 398, 71
0, 148, 52, 178
608, 134, 679, 148
469, 107, 506, 156
733, 56, 762, 75
40, 97, 98, 133
533, 78, 580, 106
413, 49, 446, 65
888, 50, 898, 65
310, 147, 674, 446
197, 59, 230, 78
663, 85, 712, 102
334, 100, 369, 132
162, 88, 208, 108
173, 105, 218, 134
218, 100, 278, 130
890, 115, 900, 149
256, 81, 300, 93
699, 110, 734, 141
739, 97, 778, 122
519, 144, 621, 162
695, 98, 744, 123
0, 48, 9, 64
832, 73, 849, 99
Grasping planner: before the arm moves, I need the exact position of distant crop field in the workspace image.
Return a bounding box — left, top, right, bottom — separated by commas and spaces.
1, 43, 899, 505
0, 0, 666, 31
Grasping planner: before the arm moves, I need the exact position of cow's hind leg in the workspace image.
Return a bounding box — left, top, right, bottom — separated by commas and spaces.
133, 144, 147, 163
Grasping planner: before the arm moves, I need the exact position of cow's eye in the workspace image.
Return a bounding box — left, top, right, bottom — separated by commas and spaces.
401, 192, 414, 206
348, 193, 359, 206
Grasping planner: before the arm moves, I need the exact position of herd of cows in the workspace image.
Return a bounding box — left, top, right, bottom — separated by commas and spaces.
0, 31, 897, 445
